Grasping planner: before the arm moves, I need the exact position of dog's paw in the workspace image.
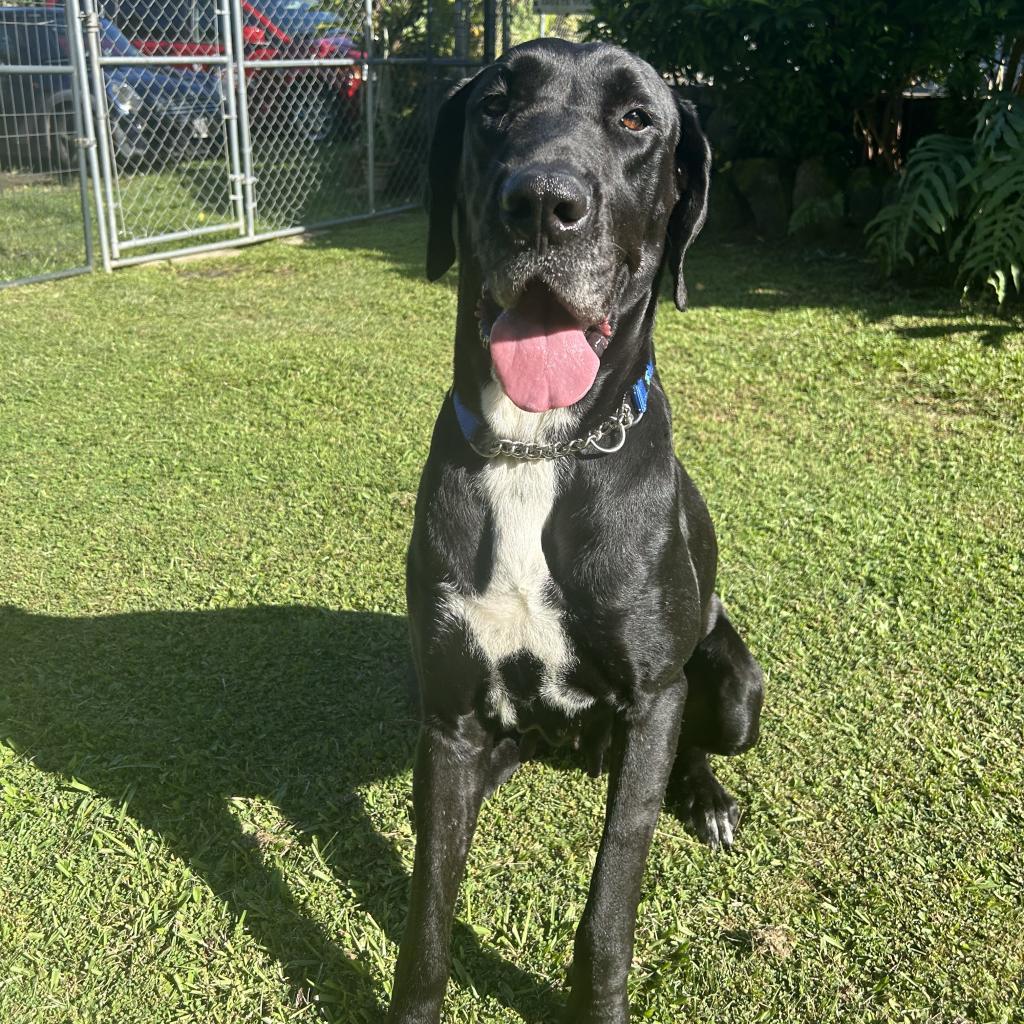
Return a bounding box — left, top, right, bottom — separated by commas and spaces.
666, 757, 740, 851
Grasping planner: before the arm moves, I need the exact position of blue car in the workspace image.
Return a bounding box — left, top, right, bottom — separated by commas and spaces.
0, 6, 222, 171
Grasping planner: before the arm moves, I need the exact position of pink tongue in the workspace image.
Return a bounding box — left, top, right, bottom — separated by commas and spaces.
489, 289, 599, 413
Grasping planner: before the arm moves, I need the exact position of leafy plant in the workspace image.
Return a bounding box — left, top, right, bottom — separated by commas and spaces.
788, 193, 844, 235
867, 97, 1024, 305
587, 0, 1024, 170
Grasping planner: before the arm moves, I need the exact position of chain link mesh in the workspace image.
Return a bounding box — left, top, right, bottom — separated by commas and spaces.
1, 0, 501, 281
0, 0, 92, 283
95, 0, 471, 248
238, 0, 363, 229
247, 63, 368, 229
89, 0, 239, 252
536, 12, 588, 44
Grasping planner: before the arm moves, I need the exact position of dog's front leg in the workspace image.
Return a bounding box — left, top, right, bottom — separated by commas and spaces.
387, 713, 492, 1024
566, 686, 685, 1024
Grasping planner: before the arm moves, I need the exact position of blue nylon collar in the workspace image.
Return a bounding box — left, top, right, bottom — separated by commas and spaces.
452, 360, 655, 455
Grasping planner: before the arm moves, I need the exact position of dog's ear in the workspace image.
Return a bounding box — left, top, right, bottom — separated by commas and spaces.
426, 75, 478, 282
665, 97, 711, 311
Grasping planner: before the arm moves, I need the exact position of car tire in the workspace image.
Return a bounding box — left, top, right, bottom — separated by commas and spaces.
291, 86, 342, 145
108, 113, 148, 170
46, 102, 79, 173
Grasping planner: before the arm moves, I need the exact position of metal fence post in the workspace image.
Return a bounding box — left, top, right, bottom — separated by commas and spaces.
63, 5, 93, 270
230, 0, 257, 237
484, 0, 496, 64
454, 0, 468, 60
80, 0, 120, 261
363, 0, 376, 214
65, 0, 111, 272
426, 0, 434, 110
219, 0, 246, 237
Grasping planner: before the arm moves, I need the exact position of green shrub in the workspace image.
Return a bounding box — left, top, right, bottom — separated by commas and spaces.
867, 98, 1024, 305
788, 194, 844, 236
587, 0, 1022, 171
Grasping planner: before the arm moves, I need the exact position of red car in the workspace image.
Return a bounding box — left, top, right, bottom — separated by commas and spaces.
107, 0, 364, 141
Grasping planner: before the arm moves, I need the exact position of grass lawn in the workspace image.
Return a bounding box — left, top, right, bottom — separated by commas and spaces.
1, 215, 1022, 1024
0, 139, 407, 282
0, 172, 90, 282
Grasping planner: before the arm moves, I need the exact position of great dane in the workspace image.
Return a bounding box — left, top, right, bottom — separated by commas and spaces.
388, 38, 764, 1024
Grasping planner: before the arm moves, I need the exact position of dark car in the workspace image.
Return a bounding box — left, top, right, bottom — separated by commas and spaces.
0, 6, 222, 171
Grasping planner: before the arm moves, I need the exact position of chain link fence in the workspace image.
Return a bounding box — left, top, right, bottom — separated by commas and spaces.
82, 0, 240, 262
1, 0, 591, 286
0, 0, 99, 285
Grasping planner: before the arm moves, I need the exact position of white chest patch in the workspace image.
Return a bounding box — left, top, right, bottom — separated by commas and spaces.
442, 383, 594, 727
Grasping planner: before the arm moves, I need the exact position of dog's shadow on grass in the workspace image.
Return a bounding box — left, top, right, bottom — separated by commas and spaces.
0, 604, 558, 1023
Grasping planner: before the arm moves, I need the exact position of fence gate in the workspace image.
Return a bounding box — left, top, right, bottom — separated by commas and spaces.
75, 0, 492, 266
0, 0, 101, 286
1, 1, 590, 283
81, 0, 244, 263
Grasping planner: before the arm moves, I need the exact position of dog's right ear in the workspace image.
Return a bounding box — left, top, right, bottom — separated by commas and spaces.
426, 76, 478, 282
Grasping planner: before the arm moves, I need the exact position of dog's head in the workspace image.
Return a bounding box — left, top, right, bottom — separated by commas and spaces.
426, 39, 710, 414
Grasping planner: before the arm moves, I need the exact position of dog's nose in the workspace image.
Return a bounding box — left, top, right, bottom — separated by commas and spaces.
499, 168, 592, 249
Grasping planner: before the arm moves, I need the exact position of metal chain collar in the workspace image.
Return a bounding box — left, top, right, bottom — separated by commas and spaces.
467, 397, 642, 461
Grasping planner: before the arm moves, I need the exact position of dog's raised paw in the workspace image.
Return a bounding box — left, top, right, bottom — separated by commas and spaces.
666, 754, 741, 851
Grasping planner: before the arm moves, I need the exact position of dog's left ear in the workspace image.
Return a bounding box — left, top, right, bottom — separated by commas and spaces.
665, 97, 711, 311
426, 75, 478, 281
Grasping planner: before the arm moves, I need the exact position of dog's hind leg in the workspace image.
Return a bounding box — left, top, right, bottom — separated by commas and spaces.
483, 735, 521, 799
680, 595, 763, 756
666, 595, 764, 849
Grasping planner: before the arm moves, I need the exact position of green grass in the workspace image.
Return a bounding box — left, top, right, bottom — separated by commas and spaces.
110, 146, 373, 248
1, 216, 1022, 1024
0, 172, 90, 281
1, 137, 411, 281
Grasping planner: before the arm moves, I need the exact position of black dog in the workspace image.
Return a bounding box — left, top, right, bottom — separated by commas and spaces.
389, 39, 764, 1024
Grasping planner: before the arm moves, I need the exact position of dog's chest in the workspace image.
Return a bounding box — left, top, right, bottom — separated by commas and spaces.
443, 386, 592, 728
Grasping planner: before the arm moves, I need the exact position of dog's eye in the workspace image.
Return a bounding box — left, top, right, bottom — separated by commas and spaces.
479, 94, 509, 118
620, 108, 652, 132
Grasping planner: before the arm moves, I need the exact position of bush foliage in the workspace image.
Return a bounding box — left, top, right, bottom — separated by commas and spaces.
587, 0, 1022, 170
867, 98, 1024, 305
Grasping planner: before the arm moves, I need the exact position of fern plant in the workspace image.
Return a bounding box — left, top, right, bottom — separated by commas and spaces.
788, 193, 845, 235
867, 97, 1024, 305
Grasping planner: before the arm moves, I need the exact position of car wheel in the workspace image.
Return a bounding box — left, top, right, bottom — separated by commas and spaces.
46, 102, 78, 172
108, 114, 149, 169
291, 87, 342, 144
